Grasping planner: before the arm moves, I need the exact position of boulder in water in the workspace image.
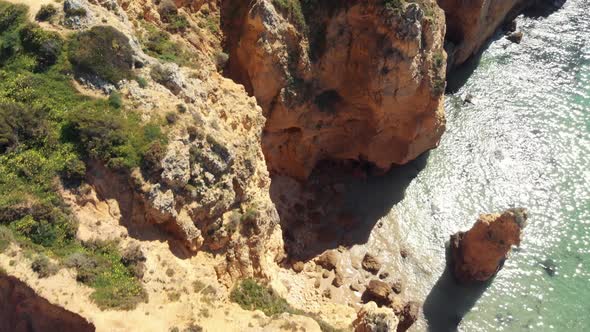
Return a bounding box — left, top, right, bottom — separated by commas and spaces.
507, 31, 524, 44
450, 208, 528, 283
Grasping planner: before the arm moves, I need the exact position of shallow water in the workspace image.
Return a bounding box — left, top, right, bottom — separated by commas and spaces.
385, 1, 589, 331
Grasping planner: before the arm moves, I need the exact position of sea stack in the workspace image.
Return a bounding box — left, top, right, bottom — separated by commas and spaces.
450, 208, 528, 283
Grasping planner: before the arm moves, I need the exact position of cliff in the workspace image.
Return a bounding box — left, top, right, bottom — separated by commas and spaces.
0, 0, 546, 330
0, 275, 95, 332
451, 209, 528, 283
437, 0, 532, 67
224, 0, 447, 179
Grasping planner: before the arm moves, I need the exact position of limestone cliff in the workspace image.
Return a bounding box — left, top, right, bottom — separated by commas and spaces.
224, 0, 447, 179
437, 0, 531, 67
0, 275, 95, 332
450, 209, 528, 283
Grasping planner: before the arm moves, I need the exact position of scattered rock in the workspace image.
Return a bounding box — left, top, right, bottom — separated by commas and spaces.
507, 31, 523, 44
332, 268, 344, 287
450, 208, 528, 283
378, 271, 389, 280
504, 20, 517, 33
399, 249, 409, 259
362, 253, 382, 274
539, 258, 557, 277
292, 261, 305, 273
395, 301, 420, 332
350, 282, 363, 292
353, 302, 399, 332
362, 280, 392, 307
391, 279, 403, 294
317, 251, 339, 271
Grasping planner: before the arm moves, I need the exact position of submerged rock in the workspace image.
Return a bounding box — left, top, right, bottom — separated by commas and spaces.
507, 31, 524, 43
450, 208, 528, 283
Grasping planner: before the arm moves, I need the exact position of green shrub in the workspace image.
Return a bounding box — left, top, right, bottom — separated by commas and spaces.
141, 141, 164, 174
149, 63, 171, 84
158, 0, 189, 32
10, 213, 77, 249
31, 254, 59, 278
19, 23, 63, 70
108, 91, 123, 108
68, 26, 134, 84
272, 0, 305, 30
35, 4, 57, 22
135, 76, 148, 88
0, 2, 148, 311
0, 226, 13, 253
231, 278, 343, 331
78, 240, 147, 309
66, 108, 164, 170
0, 102, 50, 153
214, 51, 228, 71
0, 2, 27, 32
64, 6, 87, 18
140, 21, 197, 66
230, 278, 290, 316
176, 103, 187, 113
165, 111, 177, 124
61, 158, 86, 182
121, 243, 146, 279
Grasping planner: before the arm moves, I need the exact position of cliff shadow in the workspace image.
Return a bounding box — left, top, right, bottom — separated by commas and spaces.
522, 0, 566, 18
423, 245, 492, 332
83, 162, 195, 260
270, 152, 430, 261
447, 0, 566, 93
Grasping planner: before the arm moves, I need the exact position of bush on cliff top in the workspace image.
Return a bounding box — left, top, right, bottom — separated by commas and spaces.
0, 1, 155, 310
231, 278, 344, 332
68, 25, 134, 84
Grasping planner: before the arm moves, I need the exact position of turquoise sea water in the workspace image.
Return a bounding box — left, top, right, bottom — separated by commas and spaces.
389, 1, 589, 330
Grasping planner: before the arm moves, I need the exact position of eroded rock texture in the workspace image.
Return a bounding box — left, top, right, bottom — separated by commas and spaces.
0, 275, 95, 332
224, 0, 447, 179
437, 0, 532, 67
450, 208, 528, 283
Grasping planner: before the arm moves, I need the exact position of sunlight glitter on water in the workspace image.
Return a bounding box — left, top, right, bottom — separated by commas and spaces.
384, 0, 590, 331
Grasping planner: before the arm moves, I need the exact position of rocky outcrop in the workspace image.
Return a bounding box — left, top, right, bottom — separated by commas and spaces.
450, 208, 528, 283
0, 275, 95, 332
353, 302, 399, 332
224, 0, 447, 179
437, 0, 533, 67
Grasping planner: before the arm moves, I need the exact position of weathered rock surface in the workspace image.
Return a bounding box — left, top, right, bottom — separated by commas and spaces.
353, 302, 399, 332
224, 0, 446, 179
363, 280, 393, 307
437, 0, 532, 66
450, 208, 528, 283
0, 275, 95, 332
362, 253, 382, 275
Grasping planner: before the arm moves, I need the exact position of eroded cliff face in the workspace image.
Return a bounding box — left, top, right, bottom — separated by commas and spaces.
451, 208, 528, 283
224, 0, 447, 179
437, 0, 532, 66
0, 275, 95, 332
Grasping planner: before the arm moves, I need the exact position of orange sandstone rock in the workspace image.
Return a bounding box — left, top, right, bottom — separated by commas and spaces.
225, 0, 447, 179
450, 208, 528, 283
437, 0, 532, 66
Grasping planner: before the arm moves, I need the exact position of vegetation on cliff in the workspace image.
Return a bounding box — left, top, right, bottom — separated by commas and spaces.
0, 1, 163, 309
231, 278, 345, 332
